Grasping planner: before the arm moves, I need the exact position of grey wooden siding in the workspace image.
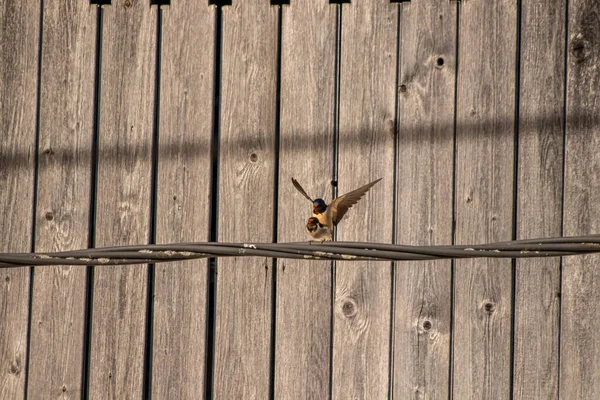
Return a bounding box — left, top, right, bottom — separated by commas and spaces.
1, 0, 599, 399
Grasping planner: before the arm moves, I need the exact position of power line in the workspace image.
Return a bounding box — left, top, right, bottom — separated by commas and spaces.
2, 235, 600, 267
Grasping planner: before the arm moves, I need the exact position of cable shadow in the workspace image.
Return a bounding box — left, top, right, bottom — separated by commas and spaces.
2, 110, 599, 177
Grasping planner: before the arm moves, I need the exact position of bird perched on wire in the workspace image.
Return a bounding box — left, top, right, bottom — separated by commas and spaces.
305, 217, 332, 241
292, 177, 382, 241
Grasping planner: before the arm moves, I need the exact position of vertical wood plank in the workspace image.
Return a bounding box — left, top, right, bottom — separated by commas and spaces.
0, 1, 39, 398
89, 2, 156, 398
27, 1, 95, 397
513, 0, 566, 398
333, 1, 396, 398
275, 0, 336, 398
214, 1, 277, 398
394, 0, 456, 398
560, 0, 600, 398
453, 0, 517, 398
152, 2, 214, 398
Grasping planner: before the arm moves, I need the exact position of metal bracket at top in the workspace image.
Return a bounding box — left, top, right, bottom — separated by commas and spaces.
209, 0, 232, 5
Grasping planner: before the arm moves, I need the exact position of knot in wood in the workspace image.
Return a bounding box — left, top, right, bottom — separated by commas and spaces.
341, 299, 358, 318
45, 212, 54, 221
249, 153, 258, 163
484, 302, 495, 314
422, 320, 432, 331
570, 34, 591, 63
9, 362, 20, 375
414, 385, 425, 397
399, 84, 407, 93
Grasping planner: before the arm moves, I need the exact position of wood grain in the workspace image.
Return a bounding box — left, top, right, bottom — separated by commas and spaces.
394, 1, 456, 398
0, 1, 39, 398
513, 0, 566, 398
89, 2, 156, 398
333, 1, 397, 398
152, 2, 214, 398
275, 0, 336, 398
213, 1, 277, 398
560, 0, 600, 398
27, 2, 95, 398
453, 0, 517, 398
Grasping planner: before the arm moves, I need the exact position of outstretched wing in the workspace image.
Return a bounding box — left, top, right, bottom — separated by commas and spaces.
329, 178, 382, 225
291, 177, 314, 202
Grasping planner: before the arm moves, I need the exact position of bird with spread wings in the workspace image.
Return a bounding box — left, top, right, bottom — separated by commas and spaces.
291, 177, 382, 241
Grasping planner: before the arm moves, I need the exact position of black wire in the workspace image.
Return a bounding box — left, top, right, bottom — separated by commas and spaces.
3, 235, 600, 267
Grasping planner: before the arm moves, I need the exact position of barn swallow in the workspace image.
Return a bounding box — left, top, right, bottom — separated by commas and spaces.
291, 177, 382, 234
306, 217, 332, 242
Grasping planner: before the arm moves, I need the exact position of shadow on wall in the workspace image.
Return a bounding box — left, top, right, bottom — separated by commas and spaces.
1, 111, 599, 174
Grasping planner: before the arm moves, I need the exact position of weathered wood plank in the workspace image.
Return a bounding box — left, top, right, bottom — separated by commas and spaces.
333, 1, 396, 398
394, 1, 456, 398
89, 2, 156, 398
453, 0, 517, 398
275, 0, 336, 398
560, 0, 600, 398
513, 0, 566, 398
152, 2, 214, 398
213, 1, 277, 398
0, 1, 39, 398
27, 2, 95, 398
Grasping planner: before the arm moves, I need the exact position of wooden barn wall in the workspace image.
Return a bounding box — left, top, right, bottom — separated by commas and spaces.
1, 0, 599, 399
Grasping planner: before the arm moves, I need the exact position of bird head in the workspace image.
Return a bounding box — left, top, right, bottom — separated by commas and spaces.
312, 199, 327, 213
306, 217, 320, 232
